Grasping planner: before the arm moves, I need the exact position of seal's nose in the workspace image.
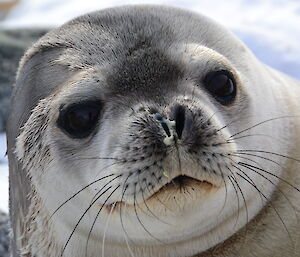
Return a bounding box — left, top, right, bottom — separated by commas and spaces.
153, 105, 191, 142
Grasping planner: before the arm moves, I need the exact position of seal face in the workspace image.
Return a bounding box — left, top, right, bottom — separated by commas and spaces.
7, 5, 300, 257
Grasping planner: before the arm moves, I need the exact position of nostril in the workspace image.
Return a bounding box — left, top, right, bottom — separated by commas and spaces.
154, 113, 171, 137
174, 105, 185, 139
161, 122, 171, 137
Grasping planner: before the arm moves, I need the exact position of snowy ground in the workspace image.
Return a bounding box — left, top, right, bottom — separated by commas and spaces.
0, 0, 299, 213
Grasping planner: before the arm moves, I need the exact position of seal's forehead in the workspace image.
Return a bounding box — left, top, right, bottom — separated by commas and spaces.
104, 41, 183, 99
25, 6, 188, 100
20, 5, 247, 75
19, 6, 179, 73
15, 5, 252, 120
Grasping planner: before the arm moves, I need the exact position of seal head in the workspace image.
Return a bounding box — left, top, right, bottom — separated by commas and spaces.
7, 5, 300, 257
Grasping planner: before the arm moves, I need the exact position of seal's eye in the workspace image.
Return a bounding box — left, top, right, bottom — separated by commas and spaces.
57, 101, 102, 138
204, 70, 236, 105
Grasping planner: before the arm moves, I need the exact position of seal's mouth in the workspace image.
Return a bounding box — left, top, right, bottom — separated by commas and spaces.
165, 175, 213, 188
104, 175, 218, 211
170, 175, 195, 186
147, 175, 214, 200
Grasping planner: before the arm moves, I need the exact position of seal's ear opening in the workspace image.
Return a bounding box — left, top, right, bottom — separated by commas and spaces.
57, 100, 103, 139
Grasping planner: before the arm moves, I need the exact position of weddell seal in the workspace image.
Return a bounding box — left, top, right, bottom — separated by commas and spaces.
6, 4, 300, 257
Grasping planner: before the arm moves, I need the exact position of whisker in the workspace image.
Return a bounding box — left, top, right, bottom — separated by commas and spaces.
89, 175, 121, 203
215, 114, 253, 133
204, 110, 220, 126
92, 160, 124, 183
236, 171, 294, 244
237, 162, 297, 218
119, 173, 136, 257
237, 150, 300, 163
85, 185, 120, 257
226, 168, 249, 225
236, 154, 295, 204
212, 158, 228, 216
149, 169, 173, 211
228, 133, 274, 142
60, 185, 113, 257
232, 164, 264, 205
135, 175, 155, 218
230, 153, 263, 169
133, 184, 165, 243
227, 175, 241, 228
138, 176, 170, 225
238, 162, 300, 193
234, 152, 282, 167
143, 179, 170, 211
229, 116, 299, 139
49, 174, 115, 220
101, 202, 117, 257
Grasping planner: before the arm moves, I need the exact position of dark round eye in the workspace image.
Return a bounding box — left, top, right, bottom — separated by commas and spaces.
57, 101, 102, 138
204, 70, 236, 105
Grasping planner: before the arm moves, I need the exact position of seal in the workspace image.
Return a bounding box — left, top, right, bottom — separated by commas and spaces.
7, 5, 300, 257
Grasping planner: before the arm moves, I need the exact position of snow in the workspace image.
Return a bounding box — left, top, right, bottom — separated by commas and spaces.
0, 0, 299, 213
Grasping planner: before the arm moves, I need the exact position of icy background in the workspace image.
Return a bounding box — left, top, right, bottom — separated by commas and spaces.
0, 0, 299, 213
